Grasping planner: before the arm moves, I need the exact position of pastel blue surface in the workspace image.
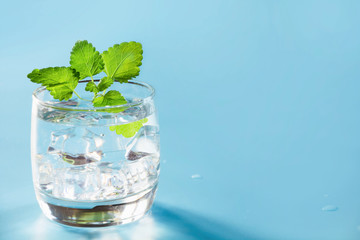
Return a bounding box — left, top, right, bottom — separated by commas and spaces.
1, 0, 360, 239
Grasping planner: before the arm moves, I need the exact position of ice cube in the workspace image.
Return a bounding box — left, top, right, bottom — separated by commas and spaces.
38, 161, 54, 193
39, 109, 68, 123
123, 161, 148, 193
120, 106, 147, 120
125, 125, 159, 161
98, 162, 128, 199
38, 105, 102, 125
53, 99, 79, 107
70, 112, 103, 125
141, 156, 159, 177
122, 155, 159, 194
101, 150, 127, 164
126, 151, 149, 161
47, 127, 73, 154
48, 128, 104, 165
116, 100, 154, 122
98, 132, 131, 153
61, 151, 103, 165
52, 165, 101, 200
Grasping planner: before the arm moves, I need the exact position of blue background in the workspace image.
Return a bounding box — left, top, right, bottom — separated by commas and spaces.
1, 0, 360, 239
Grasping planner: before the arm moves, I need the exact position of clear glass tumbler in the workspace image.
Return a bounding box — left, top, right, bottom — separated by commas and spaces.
31, 80, 160, 227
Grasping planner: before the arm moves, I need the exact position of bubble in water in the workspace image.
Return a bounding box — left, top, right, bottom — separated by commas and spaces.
322, 205, 338, 212
191, 174, 202, 179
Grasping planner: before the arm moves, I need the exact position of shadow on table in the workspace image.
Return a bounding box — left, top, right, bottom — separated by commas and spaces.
0, 203, 258, 240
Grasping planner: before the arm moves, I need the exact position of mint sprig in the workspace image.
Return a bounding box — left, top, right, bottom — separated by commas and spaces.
102, 42, 143, 83
70, 40, 104, 80
28, 40, 148, 137
93, 90, 127, 108
85, 81, 99, 94
98, 76, 114, 91
28, 67, 79, 101
109, 118, 148, 138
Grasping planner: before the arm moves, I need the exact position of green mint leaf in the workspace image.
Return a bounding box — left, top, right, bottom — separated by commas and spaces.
102, 41, 143, 83
70, 40, 104, 80
27, 67, 79, 101
109, 118, 148, 138
85, 81, 99, 93
93, 90, 127, 107
98, 76, 114, 91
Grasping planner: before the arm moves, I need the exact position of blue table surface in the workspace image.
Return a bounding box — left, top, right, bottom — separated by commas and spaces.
1, 1, 360, 239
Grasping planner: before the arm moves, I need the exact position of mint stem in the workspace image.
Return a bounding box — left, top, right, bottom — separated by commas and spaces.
73, 90, 92, 102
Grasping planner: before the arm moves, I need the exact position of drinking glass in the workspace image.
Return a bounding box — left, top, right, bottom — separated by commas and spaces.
31, 80, 160, 227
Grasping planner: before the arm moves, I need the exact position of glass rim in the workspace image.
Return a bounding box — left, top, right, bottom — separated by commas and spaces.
32, 80, 155, 112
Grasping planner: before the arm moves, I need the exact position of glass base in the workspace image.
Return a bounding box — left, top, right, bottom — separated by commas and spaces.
36, 186, 157, 227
